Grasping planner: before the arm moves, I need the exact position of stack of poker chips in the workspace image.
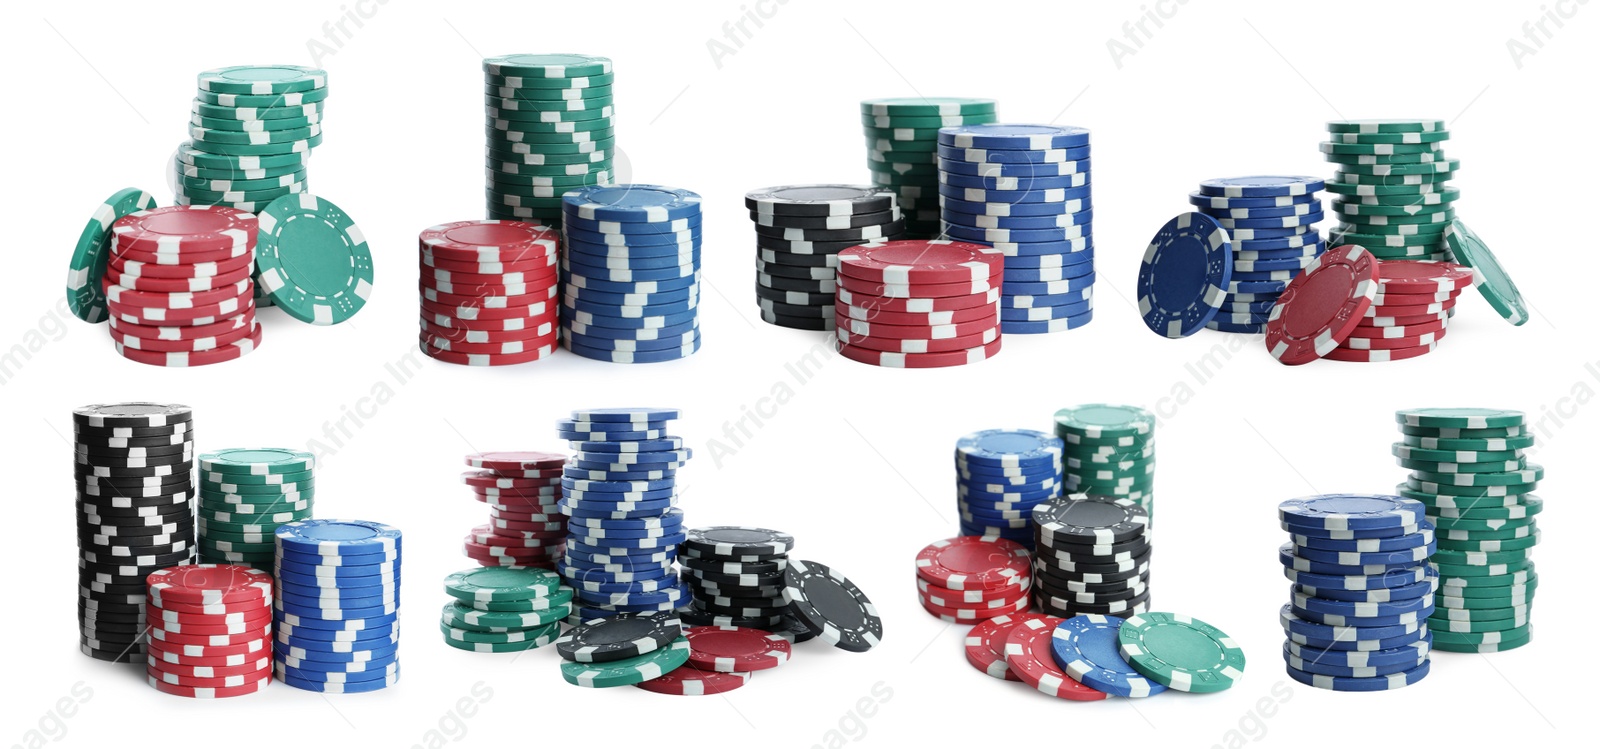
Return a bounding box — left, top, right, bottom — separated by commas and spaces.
915, 536, 1033, 623
556, 408, 691, 621
834, 239, 1005, 368
559, 185, 703, 363
953, 429, 1064, 544
417, 220, 562, 366
1278, 495, 1435, 691
1392, 408, 1540, 652
1053, 404, 1156, 523
460, 451, 568, 569
1326, 259, 1472, 363
273, 520, 402, 693
1324, 120, 1457, 263
197, 448, 316, 570
145, 565, 273, 698
679, 527, 797, 632
1190, 176, 1326, 333
744, 184, 903, 331
936, 124, 1096, 335
440, 567, 571, 653
555, 612, 689, 688
103, 206, 262, 366
860, 97, 997, 238
74, 403, 196, 663
484, 54, 615, 226
1030, 496, 1152, 619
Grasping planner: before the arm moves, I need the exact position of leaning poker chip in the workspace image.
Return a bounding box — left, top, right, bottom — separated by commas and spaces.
1443, 220, 1527, 325
683, 625, 791, 672
1117, 612, 1244, 693
1264, 245, 1378, 364
253, 194, 371, 325
69, 188, 160, 323
1137, 212, 1231, 338
784, 560, 881, 652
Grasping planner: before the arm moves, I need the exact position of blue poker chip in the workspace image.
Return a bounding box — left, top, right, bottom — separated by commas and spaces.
562, 318, 700, 343
555, 419, 667, 435
1235, 245, 1321, 261
1279, 604, 1423, 642
278, 589, 395, 610
565, 507, 684, 527
564, 270, 701, 294
276, 630, 400, 653
568, 437, 685, 454
937, 144, 1091, 164
940, 171, 1090, 191
563, 476, 675, 493
275, 641, 399, 663
1000, 299, 1093, 322
1229, 279, 1290, 295
277, 620, 397, 641
1198, 176, 1325, 198
275, 550, 398, 571
1285, 635, 1433, 669
1050, 615, 1168, 697
955, 429, 1062, 468
1284, 659, 1428, 692
275, 599, 397, 621
939, 196, 1088, 218
561, 294, 699, 317
276, 519, 401, 556
561, 465, 684, 482
1188, 190, 1319, 210
1293, 578, 1438, 605
563, 306, 698, 329
558, 261, 699, 284
565, 247, 701, 271
1234, 233, 1322, 252
567, 523, 682, 541
572, 580, 689, 606
566, 335, 699, 363
278, 669, 399, 693
1213, 311, 1270, 327
564, 488, 678, 505
946, 224, 1091, 247
1000, 289, 1092, 309
274, 607, 399, 629
1279, 547, 1422, 578
992, 239, 1093, 258
1279, 495, 1427, 530
1001, 308, 1093, 335
1286, 626, 1429, 653
575, 599, 680, 617
274, 558, 397, 579
938, 123, 1091, 149
565, 573, 681, 594
558, 563, 674, 584
937, 157, 1091, 178
1136, 212, 1232, 339
559, 499, 677, 519
1233, 254, 1320, 273
565, 226, 701, 247
1229, 268, 1301, 283
958, 464, 1060, 484
1282, 645, 1427, 678
570, 447, 691, 466
564, 547, 673, 567
957, 510, 1027, 529
563, 213, 702, 235
566, 457, 687, 474
1005, 249, 1095, 269
276, 571, 396, 590
563, 185, 703, 223
1003, 274, 1097, 296
1196, 201, 1321, 220
568, 532, 687, 552
1291, 590, 1434, 620
1213, 210, 1324, 230
944, 209, 1095, 231
563, 284, 697, 306
276, 653, 399, 678
1223, 224, 1315, 241
937, 182, 1093, 205
958, 485, 1057, 504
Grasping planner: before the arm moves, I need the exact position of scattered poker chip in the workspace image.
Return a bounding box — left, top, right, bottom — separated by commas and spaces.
1443, 220, 1527, 325
683, 625, 791, 672
1052, 615, 1168, 697
784, 559, 881, 652
1137, 212, 1231, 338
1265, 245, 1379, 365
1117, 612, 1244, 693
1002, 616, 1108, 700
634, 665, 751, 695
560, 636, 690, 688
554, 611, 683, 662
915, 536, 1031, 590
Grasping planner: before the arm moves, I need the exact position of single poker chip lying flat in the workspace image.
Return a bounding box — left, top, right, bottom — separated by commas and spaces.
1117, 612, 1245, 693
560, 636, 690, 687
1052, 614, 1168, 697
1003, 616, 1108, 700
633, 665, 751, 695
554, 611, 682, 663
683, 625, 791, 672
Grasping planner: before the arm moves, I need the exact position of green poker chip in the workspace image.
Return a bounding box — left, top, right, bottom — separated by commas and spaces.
439, 619, 561, 644
178, 171, 306, 192
255, 194, 372, 325
1327, 119, 1447, 134
1435, 530, 1541, 553
1335, 159, 1460, 176
1427, 614, 1528, 633
191, 113, 320, 132
194, 86, 329, 108
483, 54, 612, 79
183, 133, 321, 156
484, 72, 615, 90
200, 480, 314, 497
486, 105, 612, 123
1326, 129, 1450, 145
1053, 404, 1155, 441
1395, 408, 1525, 430
857, 113, 996, 129
1324, 181, 1450, 197
191, 100, 324, 122
441, 601, 568, 631
176, 159, 306, 181
1320, 141, 1446, 156
178, 182, 305, 204
198, 65, 326, 95
860, 96, 997, 117
444, 567, 563, 603
199, 448, 315, 475
1399, 433, 1534, 451
200, 468, 314, 485
1408, 465, 1543, 486
1431, 632, 1531, 653
1445, 220, 1527, 325
560, 636, 689, 688
69, 187, 158, 323
442, 625, 561, 652
1117, 613, 1244, 693
487, 117, 614, 135
1391, 443, 1524, 464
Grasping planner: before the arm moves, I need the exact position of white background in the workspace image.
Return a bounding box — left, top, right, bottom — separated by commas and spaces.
2, 0, 1592, 746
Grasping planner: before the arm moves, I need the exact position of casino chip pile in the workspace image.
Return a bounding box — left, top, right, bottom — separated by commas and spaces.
1187, 176, 1328, 333
937, 124, 1096, 334
417, 221, 562, 366
1393, 408, 1540, 652
1326, 259, 1473, 363
953, 429, 1063, 543
460, 451, 568, 568
99, 206, 263, 366
556, 612, 689, 688
1053, 404, 1157, 522
441, 567, 572, 653
273, 520, 402, 693
679, 527, 794, 630
834, 239, 1005, 368
145, 565, 273, 698
744, 184, 903, 331
197, 448, 316, 570
75, 403, 196, 663
917, 536, 1033, 623
860, 97, 997, 238
559, 186, 704, 363
1278, 494, 1435, 691
556, 408, 692, 620
1031, 495, 1152, 619
483, 54, 615, 226
1324, 120, 1456, 263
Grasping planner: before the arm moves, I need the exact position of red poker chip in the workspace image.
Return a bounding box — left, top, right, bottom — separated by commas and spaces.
1367, 298, 1455, 319
916, 536, 1032, 590
921, 591, 1030, 621
836, 285, 1000, 312
115, 323, 260, 367
835, 300, 998, 326
468, 527, 563, 546
148, 608, 272, 630
420, 298, 557, 322
837, 239, 1005, 285
1370, 289, 1459, 307
149, 624, 271, 646
684, 625, 792, 672
634, 666, 751, 695
488, 508, 565, 524
1003, 616, 1109, 701
1341, 327, 1446, 350
147, 645, 267, 668
418, 220, 560, 262
836, 337, 1001, 368
421, 330, 559, 355
917, 577, 1031, 610
837, 274, 1000, 299
461, 470, 564, 488
145, 655, 270, 678
110, 306, 254, 342
1324, 340, 1440, 362
149, 597, 272, 616
838, 326, 999, 354
148, 565, 273, 605
965, 612, 1052, 681
477, 482, 562, 497
111, 206, 258, 256
421, 277, 556, 298
422, 305, 558, 331
485, 500, 564, 516
835, 312, 999, 341
420, 285, 558, 308
1367, 310, 1449, 327
1265, 245, 1379, 365
465, 548, 560, 565
147, 673, 270, 698
421, 320, 555, 345
1375, 260, 1474, 294
147, 636, 268, 660
421, 342, 555, 366
103, 277, 252, 309
105, 264, 252, 293
108, 250, 254, 279
491, 517, 566, 532
109, 284, 253, 324
147, 663, 270, 688
421, 251, 557, 275
110, 316, 256, 352
1349, 318, 1448, 338
419, 264, 559, 288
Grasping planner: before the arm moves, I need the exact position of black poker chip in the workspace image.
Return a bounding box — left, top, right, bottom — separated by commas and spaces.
756, 311, 832, 332
679, 555, 787, 576
74, 451, 193, 470
753, 219, 906, 243
678, 604, 783, 629
1035, 590, 1151, 618
1032, 495, 1149, 545
680, 567, 784, 588
750, 208, 900, 230
73, 403, 192, 428
756, 247, 841, 268
75, 432, 192, 449
683, 527, 796, 557
754, 259, 837, 281
1036, 535, 1152, 560
753, 284, 835, 307
75, 462, 191, 479
553, 611, 682, 663
75, 441, 193, 458
783, 559, 882, 653
771, 613, 818, 644
757, 273, 838, 295
75, 422, 191, 440
743, 185, 896, 217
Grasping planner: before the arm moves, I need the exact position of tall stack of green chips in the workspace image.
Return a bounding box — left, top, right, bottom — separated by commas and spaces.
1052, 404, 1156, 524
196, 448, 316, 571
483, 54, 616, 228
861, 97, 997, 239
1323, 119, 1457, 262
1392, 408, 1540, 652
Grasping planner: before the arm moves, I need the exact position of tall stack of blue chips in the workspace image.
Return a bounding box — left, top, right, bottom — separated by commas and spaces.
273, 519, 401, 693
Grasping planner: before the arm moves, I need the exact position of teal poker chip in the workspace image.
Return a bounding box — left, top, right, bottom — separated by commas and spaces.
197, 65, 326, 95
256, 194, 372, 325
69, 187, 158, 323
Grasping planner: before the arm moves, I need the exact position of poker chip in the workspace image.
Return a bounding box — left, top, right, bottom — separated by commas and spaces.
1002, 616, 1108, 700
144, 563, 273, 697
933, 124, 1096, 335
1052, 404, 1156, 522
952, 429, 1063, 544
1052, 614, 1168, 697
634, 665, 751, 695
1137, 212, 1231, 338
744, 184, 904, 330
484, 55, 614, 226
560, 636, 690, 688
555, 611, 683, 662
682, 625, 791, 672
74, 403, 197, 663
195, 449, 315, 570
418, 220, 561, 367
784, 559, 881, 652
255, 194, 371, 325
273, 519, 402, 692
859, 98, 995, 238
1444, 220, 1528, 325
1264, 244, 1379, 365
1029, 495, 1152, 617
1184, 176, 1328, 329
834, 239, 1004, 367
1387, 408, 1539, 652
69, 188, 160, 323
1117, 612, 1244, 693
